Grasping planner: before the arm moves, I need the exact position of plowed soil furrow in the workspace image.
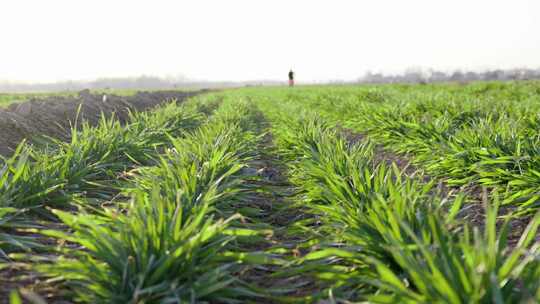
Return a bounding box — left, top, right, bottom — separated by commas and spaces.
234, 113, 324, 303
0, 90, 201, 156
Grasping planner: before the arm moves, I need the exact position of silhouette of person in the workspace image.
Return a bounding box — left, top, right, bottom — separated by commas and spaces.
288, 69, 295, 87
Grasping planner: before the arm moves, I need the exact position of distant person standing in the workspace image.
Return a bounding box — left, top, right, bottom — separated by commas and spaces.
288, 69, 295, 87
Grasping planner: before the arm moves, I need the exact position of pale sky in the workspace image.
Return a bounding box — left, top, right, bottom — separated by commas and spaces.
1, 0, 539, 82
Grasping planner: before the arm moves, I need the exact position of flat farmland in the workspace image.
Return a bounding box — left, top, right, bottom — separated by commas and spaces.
1, 81, 540, 303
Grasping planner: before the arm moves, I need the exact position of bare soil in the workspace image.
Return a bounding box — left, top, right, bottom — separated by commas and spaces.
235, 111, 325, 302
0, 89, 202, 157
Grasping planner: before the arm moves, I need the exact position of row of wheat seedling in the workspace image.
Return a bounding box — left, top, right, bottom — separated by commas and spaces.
258, 97, 540, 303
351, 99, 540, 213
243, 84, 540, 213
310, 85, 540, 213
0, 98, 212, 261
22, 98, 279, 303
2, 95, 231, 300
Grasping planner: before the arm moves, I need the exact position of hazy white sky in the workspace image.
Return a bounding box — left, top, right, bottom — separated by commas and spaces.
1, 0, 539, 82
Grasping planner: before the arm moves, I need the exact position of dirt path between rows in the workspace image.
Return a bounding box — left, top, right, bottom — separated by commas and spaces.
234, 111, 325, 303
0, 89, 205, 157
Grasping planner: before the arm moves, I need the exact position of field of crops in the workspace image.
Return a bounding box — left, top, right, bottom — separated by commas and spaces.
1, 81, 540, 303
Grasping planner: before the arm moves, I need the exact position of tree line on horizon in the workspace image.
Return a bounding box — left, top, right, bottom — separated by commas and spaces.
360, 67, 540, 84
1, 68, 540, 92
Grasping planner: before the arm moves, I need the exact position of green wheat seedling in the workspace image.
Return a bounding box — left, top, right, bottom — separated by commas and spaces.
30, 98, 271, 303
256, 95, 540, 302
